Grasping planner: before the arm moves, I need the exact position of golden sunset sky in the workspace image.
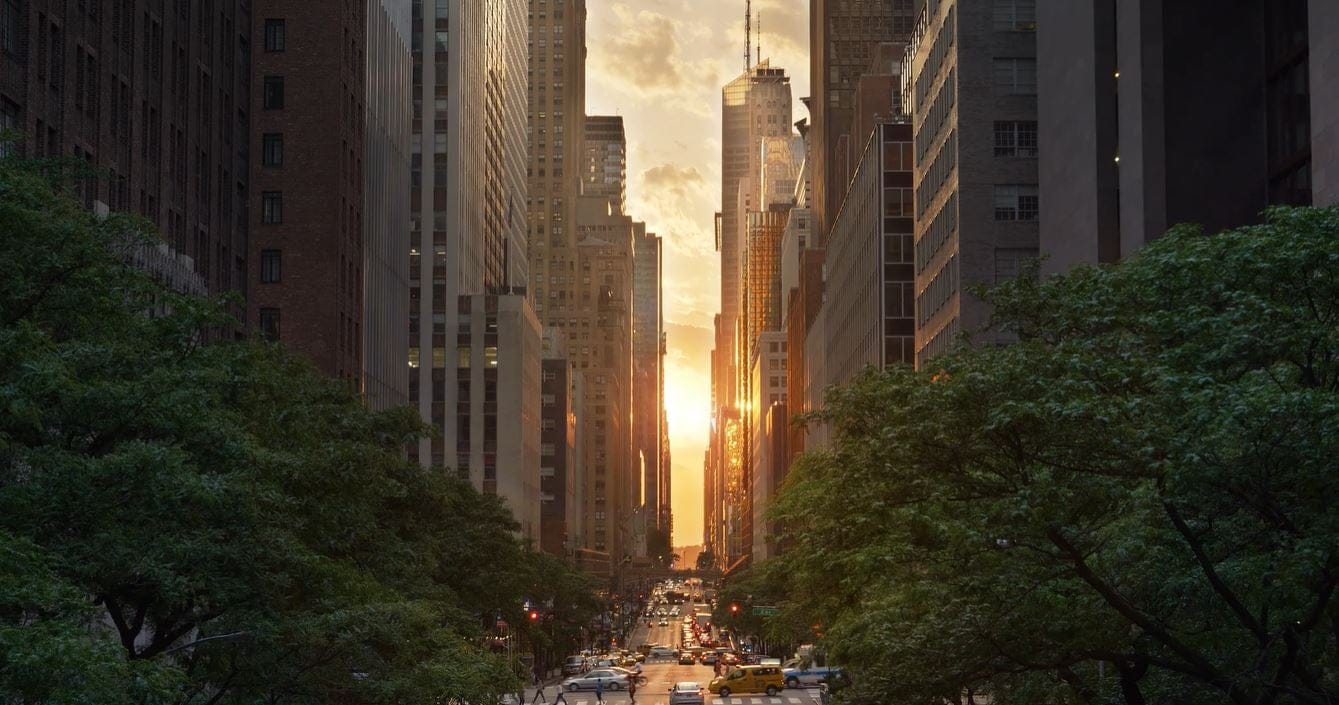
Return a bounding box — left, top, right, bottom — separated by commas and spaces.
584, 0, 810, 547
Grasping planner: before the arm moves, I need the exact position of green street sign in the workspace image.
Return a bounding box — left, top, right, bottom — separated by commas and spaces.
752, 606, 779, 616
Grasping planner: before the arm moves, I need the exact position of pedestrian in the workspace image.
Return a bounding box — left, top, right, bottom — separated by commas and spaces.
594, 678, 605, 705
530, 682, 547, 704
628, 677, 637, 704
552, 686, 569, 705
818, 683, 831, 705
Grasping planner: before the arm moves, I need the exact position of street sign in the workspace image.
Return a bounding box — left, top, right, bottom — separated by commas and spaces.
752, 606, 779, 616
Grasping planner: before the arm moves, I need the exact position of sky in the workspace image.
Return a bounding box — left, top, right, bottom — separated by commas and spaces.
584, 0, 811, 547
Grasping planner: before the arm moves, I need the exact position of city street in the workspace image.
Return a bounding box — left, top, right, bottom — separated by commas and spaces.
528, 661, 822, 705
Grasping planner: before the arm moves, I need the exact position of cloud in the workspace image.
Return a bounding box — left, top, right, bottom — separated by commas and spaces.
643, 164, 705, 198
588, 4, 720, 101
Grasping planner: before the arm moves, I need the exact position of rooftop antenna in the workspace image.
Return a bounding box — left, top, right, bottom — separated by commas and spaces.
745, 0, 751, 71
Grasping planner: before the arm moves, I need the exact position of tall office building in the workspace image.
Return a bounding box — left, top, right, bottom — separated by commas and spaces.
905, 0, 1039, 365
584, 115, 626, 215
710, 61, 791, 572
809, 0, 916, 243
527, 0, 586, 314
408, 0, 530, 511
1037, 0, 1339, 275
363, 0, 413, 410
632, 230, 666, 539
572, 196, 637, 559
824, 121, 915, 383
0, 1, 251, 321
717, 62, 791, 412
748, 331, 788, 563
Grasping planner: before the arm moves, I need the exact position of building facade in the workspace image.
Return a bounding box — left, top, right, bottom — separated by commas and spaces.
584, 114, 626, 215
810, 0, 916, 244
747, 331, 787, 563
632, 230, 666, 542
823, 121, 915, 384
1037, 0, 1339, 275
248, 1, 368, 382
455, 294, 543, 542
572, 195, 637, 560
363, 0, 413, 410
906, 0, 1039, 365
540, 331, 583, 557
527, 0, 586, 296
1, 0, 251, 323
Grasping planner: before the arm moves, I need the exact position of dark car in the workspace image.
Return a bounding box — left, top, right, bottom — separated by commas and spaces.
678, 653, 696, 665
700, 652, 719, 665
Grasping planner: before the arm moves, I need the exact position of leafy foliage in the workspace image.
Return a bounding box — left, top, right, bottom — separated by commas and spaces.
769, 208, 1339, 705
0, 152, 598, 703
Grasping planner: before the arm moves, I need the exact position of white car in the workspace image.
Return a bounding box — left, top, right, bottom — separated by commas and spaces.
668, 682, 706, 705
562, 669, 630, 691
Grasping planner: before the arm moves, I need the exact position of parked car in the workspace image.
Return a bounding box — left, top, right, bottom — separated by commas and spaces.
563, 656, 587, 676
708, 666, 784, 697
668, 682, 706, 705
562, 669, 630, 692
678, 652, 696, 665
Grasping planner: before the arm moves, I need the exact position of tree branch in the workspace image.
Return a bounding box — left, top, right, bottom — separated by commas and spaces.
1162, 501, 1269, 644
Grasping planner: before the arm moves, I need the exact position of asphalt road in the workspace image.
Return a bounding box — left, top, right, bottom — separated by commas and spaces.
528, 660, 824, 705
516, 621, 823, 705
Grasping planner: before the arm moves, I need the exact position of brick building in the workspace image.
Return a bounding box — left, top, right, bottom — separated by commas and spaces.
247, 1, 368, 383
1, 0, 251, 322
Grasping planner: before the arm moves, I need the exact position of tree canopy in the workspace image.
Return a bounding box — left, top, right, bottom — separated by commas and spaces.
0, 151, 599, 703
769, 208, 1339, 705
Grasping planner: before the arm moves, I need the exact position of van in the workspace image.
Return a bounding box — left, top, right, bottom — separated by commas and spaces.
708, 666, 785, 697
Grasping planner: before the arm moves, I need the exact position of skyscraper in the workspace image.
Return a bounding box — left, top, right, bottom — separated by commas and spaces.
408, 0, 531, 505
633, 230, 666, 543
809, 0, 916, 244
717, 62, 791, 413
585, 115, 627, 215
573, 196, 637, 559
905, 0, 1039, 365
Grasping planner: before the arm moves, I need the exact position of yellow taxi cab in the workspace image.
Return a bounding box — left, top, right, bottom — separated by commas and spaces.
708, 665, 785, 697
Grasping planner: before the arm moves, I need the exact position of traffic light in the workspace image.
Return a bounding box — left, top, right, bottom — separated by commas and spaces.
729, 603, 739, 615
529, 610, 540, 621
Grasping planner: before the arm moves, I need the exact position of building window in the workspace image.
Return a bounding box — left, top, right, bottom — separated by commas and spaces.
1, 0, 18, 58
0, 98, 17, 158
262, 133, 283, 166
993, 58, 1037, 95
541, 443, 555, 457
260, 249, 282, 283
259, 308, 281, 341
263, 76, 284, 109
994, 121, 1038, 157
993, 0, 1036, 31
264, 19, 285, 51
262, 191, 283, 223
993, 185, 1040, 221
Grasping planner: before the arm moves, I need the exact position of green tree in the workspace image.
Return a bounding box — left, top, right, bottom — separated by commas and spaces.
0, 148, 596, 704
772, 208, 1339, 705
